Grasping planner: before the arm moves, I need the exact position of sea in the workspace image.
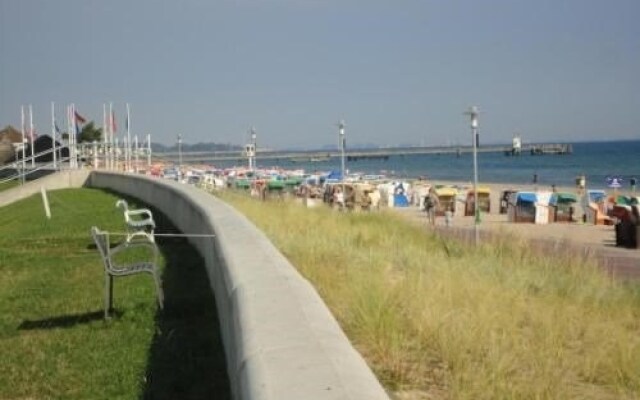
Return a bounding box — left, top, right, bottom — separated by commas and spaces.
215, 140, 640, 191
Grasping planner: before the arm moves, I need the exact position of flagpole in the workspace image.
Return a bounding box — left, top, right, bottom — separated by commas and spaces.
115, 137, 119, 169
109, 102, 114, 170
20, 106, 26, 183
71, 104, 77, 169
134, 135, 138, 173
103, 103, 107, 170
69, 103, 78, 169
51, 102, 57, 169
29, 104, 35, 167
66, 105, 71, 169
126, 103, 131, 172
67, 105, 71, 169
147, 133, 151, 170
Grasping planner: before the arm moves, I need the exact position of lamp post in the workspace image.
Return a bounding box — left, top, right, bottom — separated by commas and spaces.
250, 126, 257, 171
338, 120, 346, 201
177, 133, 183, 173
464, 106, 480, 245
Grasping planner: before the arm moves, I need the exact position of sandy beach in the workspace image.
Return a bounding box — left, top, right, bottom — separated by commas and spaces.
392, 180, 640, 278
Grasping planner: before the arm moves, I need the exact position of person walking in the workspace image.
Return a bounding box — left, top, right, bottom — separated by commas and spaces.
424, 188, 440, 226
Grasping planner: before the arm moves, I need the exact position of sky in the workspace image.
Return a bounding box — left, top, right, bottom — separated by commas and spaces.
1, 0, 639, 149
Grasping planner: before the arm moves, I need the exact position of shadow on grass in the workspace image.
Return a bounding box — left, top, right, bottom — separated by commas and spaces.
140, 216, 231, 400
18, 310, 119, 330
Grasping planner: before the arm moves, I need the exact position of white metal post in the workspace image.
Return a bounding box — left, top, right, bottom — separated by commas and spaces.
115, 137, 119, 169
109, 102, 114, 170
147, 133, 151, 169
51, 102, 57, 169
134, 135, 139, 173
103, 103, 107, 170
93, 140, 98, 169
251, 127, 257, 171
338, 120, 346, 204
20, 106, 26, 183
126, 103, 131, 172
29, 104, 35, 167
178, 134, 182, 172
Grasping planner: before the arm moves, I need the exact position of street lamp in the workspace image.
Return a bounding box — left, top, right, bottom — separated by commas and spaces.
464, 106, 480, 245
177, 133, 183, 172
338, 120, 346, 205
250, 126, 257, 171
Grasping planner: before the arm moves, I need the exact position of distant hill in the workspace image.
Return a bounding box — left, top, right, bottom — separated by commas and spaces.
152, 142, 242, 152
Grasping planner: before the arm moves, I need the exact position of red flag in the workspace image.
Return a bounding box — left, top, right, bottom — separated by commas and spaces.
110, 111, 117, 132
74, 111, 87, 124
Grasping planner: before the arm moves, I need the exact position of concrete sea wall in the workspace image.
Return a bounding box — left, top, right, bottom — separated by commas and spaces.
79, 171, 389, 400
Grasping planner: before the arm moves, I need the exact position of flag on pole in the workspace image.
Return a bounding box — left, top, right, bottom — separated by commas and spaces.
74, 109, 86, 137
110, 110, 117, 133
74, 111, 87, 124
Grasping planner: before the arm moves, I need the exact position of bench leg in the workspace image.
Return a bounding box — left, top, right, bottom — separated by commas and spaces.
105, 274, 114, 319
152, 272, 164, 310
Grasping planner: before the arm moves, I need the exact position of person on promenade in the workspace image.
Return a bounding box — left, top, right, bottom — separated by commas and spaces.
333, 186, 344, 210
444, 206, 453, 227
424, 188, 439, 226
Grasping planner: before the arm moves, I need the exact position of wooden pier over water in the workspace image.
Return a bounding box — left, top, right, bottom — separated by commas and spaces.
157, 143, 572, 164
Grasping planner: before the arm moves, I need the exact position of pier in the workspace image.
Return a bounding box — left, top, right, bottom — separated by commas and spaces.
155, 142, 573, 164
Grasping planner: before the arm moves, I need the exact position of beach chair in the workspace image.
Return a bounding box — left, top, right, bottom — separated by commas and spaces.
116, 199, 156, 242
91, 226, 164, 319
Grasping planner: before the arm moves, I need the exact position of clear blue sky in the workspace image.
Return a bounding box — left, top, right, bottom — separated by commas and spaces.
1, 0, 638, 149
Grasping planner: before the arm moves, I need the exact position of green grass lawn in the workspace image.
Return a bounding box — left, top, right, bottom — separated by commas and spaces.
0, 188, 230, 399
218, 191, 640, 400
0, 178, 20, 192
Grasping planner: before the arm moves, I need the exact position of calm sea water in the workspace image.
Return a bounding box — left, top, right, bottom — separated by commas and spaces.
218, 140, 640, 191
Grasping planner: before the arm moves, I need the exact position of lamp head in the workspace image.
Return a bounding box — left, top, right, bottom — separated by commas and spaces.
338, 120, 346, 135
464, 106, 479, 128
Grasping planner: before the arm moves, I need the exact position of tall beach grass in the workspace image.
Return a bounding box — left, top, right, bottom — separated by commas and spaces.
218, 191, 640, 399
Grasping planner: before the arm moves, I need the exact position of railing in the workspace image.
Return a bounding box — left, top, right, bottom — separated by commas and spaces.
0, 146, 70, 185
0, 139, 156, 185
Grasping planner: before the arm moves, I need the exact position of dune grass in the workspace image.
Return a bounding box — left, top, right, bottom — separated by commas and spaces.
218, 191, 640, 400
0, 188, 229, 399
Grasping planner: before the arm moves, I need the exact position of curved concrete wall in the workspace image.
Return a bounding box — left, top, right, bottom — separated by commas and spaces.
86, 171, 389, 400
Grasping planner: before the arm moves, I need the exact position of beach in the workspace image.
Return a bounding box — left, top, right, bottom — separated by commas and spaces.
391, 180, 640, 278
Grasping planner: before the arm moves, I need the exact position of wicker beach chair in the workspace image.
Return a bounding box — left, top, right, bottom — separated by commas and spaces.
115, 199, 156, 242
91, 226, 164, 319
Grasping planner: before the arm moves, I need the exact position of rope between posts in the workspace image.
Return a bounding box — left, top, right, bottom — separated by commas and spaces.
107, 232, 217, 238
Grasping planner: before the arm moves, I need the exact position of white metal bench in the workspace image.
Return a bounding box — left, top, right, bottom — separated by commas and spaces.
91, 226, 164, 319
115, 199, 156, 242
